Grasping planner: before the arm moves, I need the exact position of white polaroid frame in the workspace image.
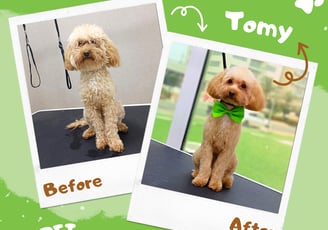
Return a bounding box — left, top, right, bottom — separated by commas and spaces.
9, 0, 166, 208
128, 32, 317, 230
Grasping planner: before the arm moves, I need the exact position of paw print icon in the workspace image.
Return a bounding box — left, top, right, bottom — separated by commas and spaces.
295, 0, 325, 14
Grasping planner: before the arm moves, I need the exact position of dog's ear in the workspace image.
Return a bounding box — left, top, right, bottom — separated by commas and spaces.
245, 81, 266, 111
64, 43, 76, 71
207, 70, 226, 99
104, 38, 120, 68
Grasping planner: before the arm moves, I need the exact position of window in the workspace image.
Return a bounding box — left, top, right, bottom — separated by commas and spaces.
152, 43, 191, 143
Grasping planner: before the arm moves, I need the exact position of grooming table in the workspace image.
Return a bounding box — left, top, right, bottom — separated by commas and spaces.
33, 105, 149, 169
142, 140, 282, 213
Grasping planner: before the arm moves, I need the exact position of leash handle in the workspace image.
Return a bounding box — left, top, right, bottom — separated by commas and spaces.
54, 19, 72, 89
23, 24, 41, 88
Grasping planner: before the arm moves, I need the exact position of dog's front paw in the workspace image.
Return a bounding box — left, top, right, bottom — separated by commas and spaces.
192, 176, 208, 187
208, 180, 223, 192
96, 138, 107, 150
108, 138, 124, 153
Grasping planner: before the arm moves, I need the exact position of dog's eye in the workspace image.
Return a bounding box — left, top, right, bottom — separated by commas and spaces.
90, 39, 96, 44
241, 83, 247, 89
227, 79, 233, 84
78, 41, 84, 47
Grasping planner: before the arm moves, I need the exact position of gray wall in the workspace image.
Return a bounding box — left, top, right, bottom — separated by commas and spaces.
18, 4, 163, 113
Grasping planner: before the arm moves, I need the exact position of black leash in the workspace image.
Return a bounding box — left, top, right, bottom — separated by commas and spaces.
54, 19, 72, 89
23, 24, 41, 88
222, 52, 227, 69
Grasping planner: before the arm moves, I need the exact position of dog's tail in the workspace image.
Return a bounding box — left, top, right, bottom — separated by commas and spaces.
66, 118, 88, 129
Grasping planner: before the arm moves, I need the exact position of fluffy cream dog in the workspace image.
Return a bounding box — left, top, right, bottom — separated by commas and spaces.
64, 24, 128, 152
192, 66, 265, 191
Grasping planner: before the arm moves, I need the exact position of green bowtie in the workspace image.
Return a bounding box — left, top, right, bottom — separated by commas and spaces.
212, 101, 245, 124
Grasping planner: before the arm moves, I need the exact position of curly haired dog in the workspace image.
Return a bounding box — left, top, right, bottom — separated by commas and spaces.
64, 24, 128, 152
192, 66, 265, 191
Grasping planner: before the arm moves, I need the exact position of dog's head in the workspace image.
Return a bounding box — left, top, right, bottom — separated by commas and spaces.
207, 66, 265, 111
64, 24, 120, 72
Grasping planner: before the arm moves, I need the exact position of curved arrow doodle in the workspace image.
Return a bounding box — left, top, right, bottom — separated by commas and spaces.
273, 42, 309, 86
171, 5, 208, 32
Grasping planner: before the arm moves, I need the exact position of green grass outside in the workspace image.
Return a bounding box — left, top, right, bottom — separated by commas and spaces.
152, 116, 172, 143
152, 113, 293, 192
235, 128, 291, 191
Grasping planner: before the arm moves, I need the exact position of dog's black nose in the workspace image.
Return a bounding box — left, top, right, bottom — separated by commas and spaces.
83, 51, 90, 57
229, 91, 235, 98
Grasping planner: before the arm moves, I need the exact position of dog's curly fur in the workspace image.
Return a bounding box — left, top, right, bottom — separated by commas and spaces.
64, 24, 128, 152
192, 66, 265, 191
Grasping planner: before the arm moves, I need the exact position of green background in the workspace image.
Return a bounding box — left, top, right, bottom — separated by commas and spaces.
1, 0, 327, 229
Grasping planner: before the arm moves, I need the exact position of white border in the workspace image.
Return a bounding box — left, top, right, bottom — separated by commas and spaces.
9, 0, 166, 208
128, 33, 317, 230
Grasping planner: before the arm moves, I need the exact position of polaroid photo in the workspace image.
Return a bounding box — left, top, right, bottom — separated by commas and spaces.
9, 0, 166, 208
128, 33, 317, 230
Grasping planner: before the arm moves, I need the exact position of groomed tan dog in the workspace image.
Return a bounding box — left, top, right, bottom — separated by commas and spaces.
64, 24, 128, 152
192, 66, 265, 191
